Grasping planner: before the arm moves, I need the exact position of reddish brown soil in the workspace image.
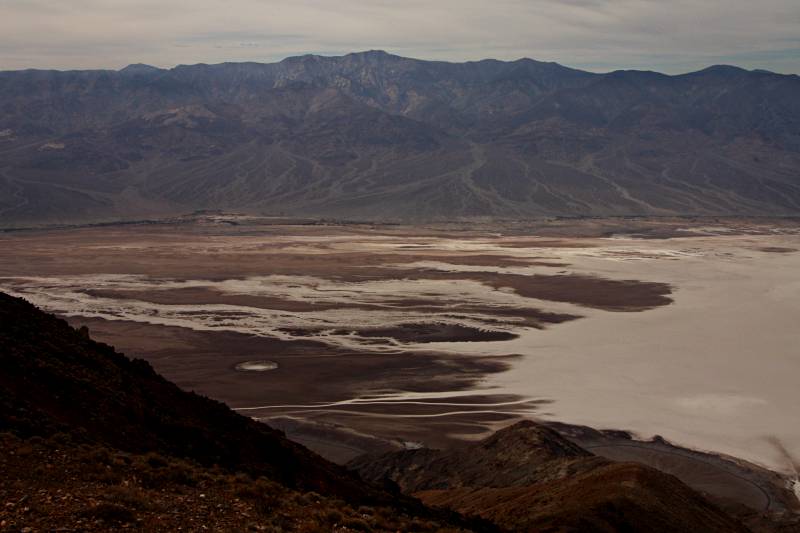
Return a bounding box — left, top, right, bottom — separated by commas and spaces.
416, 463, 751, 533
1, 433, 444, 533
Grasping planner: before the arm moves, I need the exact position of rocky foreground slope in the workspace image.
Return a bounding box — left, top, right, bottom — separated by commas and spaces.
1, 51, 799, 223
0, 291, 792, 531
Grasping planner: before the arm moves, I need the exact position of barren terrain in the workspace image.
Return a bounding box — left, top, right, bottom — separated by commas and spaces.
1, 215, 798, 507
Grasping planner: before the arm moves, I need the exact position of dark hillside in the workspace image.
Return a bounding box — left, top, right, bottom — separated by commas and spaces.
0, 291, 388, 500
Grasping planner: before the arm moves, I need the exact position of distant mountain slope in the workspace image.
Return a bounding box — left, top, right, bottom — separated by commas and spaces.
0, 50, 799, 223
350, 421, 752, 533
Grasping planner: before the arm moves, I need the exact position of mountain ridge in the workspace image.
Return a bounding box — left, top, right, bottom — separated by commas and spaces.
5, 50, 794, 78
1, 50, 799, 223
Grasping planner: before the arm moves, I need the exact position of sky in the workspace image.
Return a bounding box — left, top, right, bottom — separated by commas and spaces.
1, 0, 799, 74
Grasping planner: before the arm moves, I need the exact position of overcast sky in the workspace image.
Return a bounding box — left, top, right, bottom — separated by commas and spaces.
1, 0, 799, 74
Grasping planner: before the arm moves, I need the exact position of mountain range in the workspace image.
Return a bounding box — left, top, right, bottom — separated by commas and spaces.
1, 50, 799, 223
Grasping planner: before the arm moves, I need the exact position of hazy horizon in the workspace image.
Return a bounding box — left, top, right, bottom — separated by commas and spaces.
2, 0, 798, 75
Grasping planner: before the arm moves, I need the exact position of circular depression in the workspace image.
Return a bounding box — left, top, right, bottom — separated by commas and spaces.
235, 360, 279, 372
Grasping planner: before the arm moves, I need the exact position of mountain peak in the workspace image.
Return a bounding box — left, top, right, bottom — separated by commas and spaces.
480, 420, 591, 459
119, 63, 162, 75
345, 50, 404, 62
352, 49, 392, 56
687, 64, 749, 77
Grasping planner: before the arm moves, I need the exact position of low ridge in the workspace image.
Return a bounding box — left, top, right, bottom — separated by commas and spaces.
351, 421, 752, 532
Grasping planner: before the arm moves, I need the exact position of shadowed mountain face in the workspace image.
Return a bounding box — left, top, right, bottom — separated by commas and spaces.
1, 50, 799, 223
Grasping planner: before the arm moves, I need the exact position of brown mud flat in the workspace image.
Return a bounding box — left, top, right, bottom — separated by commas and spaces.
381, 270, 673, 311
355, 323, 518, 343
88, 287, 579, 329
69, 317, 536, 463
382, 268, 668, 312
759, 246, 798, 253
0, 219, 674, 310
85, 287, 376, 313
279, 323, 520, 344
71, 318, 516, 407
389, 253, 568, 268
441, 216, 800, 239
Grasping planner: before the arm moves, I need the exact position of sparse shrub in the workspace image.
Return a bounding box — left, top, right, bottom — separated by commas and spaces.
113, 452, 132, 466
90, 469, 124, 485
373, 507, 394, 519
293, 491, 317, 506
327, 498, 345, 509
357, 505, 375, 516
296, 522, 330, 533
304, 491, 321, 503
15, 444, 35, 457
0, 431, 18, 443
340, 517, 372, 531
50, 432, 72, 445
81, 446, 113, 465
165, 465, 196, 487
134, 455, 198, 489
144, 452, 168, 468
166, 463, 198, 486
405, 519, 438, 532
234, 472, 252, 483
104, 485, 153, 511
324, 508, 344, 524
269, 512, 295, 529
236, 477, 284, 515
81, 502, 137, 524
